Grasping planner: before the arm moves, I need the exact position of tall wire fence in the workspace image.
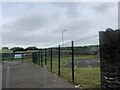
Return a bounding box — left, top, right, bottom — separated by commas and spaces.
32, 39, 101, 89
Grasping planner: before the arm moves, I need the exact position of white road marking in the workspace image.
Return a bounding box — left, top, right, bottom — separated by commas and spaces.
75, 85, 80, 88
3, 61, 7, 62
77, 61, 79, 64
6, 67, 10, 88
86, 60, 89, 63
75, 66, 77, 69
88, 65, 92, 68
44, 65, 47, 88
98, 60, 100, 62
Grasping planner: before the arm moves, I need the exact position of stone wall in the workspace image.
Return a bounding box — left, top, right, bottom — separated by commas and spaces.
99, 28, 120, 89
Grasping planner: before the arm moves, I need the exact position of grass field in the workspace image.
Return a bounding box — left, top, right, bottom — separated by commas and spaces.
50, 55, 99, 61
61, 68, 100, 89
45, 55, 101, 89
1, 57, 32, 62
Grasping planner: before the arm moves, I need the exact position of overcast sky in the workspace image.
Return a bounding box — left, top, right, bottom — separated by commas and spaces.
2, 2, 118, 48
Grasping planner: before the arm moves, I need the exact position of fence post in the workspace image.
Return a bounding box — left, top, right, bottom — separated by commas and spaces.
36, 52, 38, 65
43, 50, 47, 88
41, 49, 43, 67
32, 52, 34, 63
12, 51, 15, 62
35, 52, 37, 64
58, 45, 60, 75
37, 52, 39, 65
39, 50, 41, 66
38, 51, 40, 66
22, 54, 24, 62
71, 41, 74, 82
50, 48, 53, 71
45, 48, 47, 65
99, 29, 120, 89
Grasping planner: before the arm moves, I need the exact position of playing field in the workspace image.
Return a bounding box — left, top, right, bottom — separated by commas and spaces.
45, 57, 101, 89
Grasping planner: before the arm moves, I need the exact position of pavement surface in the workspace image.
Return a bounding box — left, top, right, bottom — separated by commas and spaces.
63, 60, 100, 68
2, 61, 76, 88
0, 62, 2, 89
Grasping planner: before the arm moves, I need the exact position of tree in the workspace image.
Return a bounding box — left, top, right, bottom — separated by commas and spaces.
25, 46, 38, 50
2, 47, 9, 49
10, 47, 25, 52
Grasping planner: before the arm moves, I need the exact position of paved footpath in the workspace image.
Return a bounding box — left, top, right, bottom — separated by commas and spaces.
2, 61, 76, 88
0, 62, 2, 89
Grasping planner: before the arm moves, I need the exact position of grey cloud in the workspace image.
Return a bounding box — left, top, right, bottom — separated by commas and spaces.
93, 3, 116, 13
60, 20, 93, 40
66, 3, 78, 18
3, 14, 49, 36
2, 2, 117, 48
2, 14, 51, 45
119, 2, 120, 28
3, 31, 60, 47
3, 15, 48, 33
51, 2, 79, 18
12, 15, 49, 32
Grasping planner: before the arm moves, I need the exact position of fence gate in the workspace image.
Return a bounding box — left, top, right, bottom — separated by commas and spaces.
99, 29, 120, 89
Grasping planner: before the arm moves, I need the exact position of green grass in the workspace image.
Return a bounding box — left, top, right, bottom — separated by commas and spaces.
45, 56, 100, 89
60, 68, 100, 89
74, 55, 99, 60
46, 57, 59, 73
1, 57, 13, 61
1, 57, 32, 62
62, 55, 99, 60
74, 68, 100, 88
22, 58, 32, 62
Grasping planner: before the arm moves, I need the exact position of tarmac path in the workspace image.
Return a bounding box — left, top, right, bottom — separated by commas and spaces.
0, 62, 2, 89
2, 61, 76, 88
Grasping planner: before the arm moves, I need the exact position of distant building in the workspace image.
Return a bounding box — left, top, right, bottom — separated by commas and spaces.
14, 51, 26, 59
74, 45, 99, 55
25, 50, 40, 58
14, 50, 39, 59
0, 49, 40, 60
0, 49, 13, 60
87, 45, 99, 55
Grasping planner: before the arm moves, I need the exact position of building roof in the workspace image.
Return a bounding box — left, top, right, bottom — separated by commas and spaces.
14, 51, 26, 54
14, 50, 40, 54
0, 49, 40, 54
0, 49, 13, 53
26, 50, 40, 53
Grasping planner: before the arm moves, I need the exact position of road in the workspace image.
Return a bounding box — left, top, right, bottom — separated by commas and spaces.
63, 60, 100, 68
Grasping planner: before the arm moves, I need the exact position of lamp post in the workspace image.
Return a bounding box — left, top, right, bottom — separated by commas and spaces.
62, 30, 67, 60
62, 30, 67, 47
